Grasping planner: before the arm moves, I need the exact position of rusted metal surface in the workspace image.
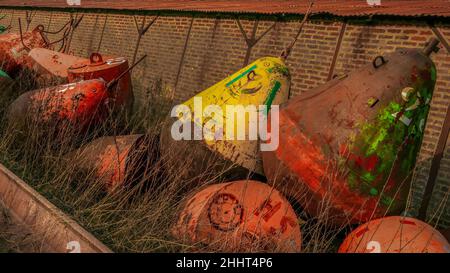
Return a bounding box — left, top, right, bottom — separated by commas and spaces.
0, 25, 48, 77
0, 163, 112, 253
67, 52, 133, 111
338, 216, 450, 253
8, 78, 110, 130
66, 135, 157, 193
173, 180, 302, 252
28, 48, 88, 79
1, 1, 450, 17
262, 39, 440, 226
7, 54, 145, 133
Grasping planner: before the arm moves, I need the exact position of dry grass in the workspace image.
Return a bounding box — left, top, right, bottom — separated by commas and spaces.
0, 69, 276, 253
1, 68, 446, 253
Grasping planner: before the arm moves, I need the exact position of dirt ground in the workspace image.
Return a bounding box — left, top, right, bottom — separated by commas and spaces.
0, 204, 41, 253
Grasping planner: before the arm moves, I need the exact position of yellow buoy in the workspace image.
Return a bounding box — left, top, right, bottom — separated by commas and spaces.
161, 56, 290, 178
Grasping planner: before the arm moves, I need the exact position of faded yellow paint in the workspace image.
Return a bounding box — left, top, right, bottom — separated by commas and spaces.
179, 57, 291, 174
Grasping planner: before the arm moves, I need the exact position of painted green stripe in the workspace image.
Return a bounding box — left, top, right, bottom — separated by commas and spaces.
0, 70, 10, 79
264, 81, 281, 115
226, 64, 257, 88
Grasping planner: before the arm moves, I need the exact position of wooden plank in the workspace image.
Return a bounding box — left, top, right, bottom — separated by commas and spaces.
0, 163, 112, 253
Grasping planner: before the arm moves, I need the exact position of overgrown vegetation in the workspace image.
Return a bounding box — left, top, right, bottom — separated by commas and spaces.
7, 68, 444, 253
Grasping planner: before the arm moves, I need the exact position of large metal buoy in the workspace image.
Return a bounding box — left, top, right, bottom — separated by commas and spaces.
262, 39, 440, 225
173, 180, 302, 252
67, 52, 133, 111
7, 55, 146, 132
0, 25, 49, 77
28, 48, 88, 81
66, 134, 158, 193
160, 57, 290, 183
8, 78, 110, 130
338, 216, 450, 253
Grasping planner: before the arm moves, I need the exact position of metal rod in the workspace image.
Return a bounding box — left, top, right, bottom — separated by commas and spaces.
175, 16, 195, 89
97, 15, 108, 52
281, 1, 314, 60
429, 24, 450, 54
418, 104, 450, 220
107, 54, 147, 90
327, 21, 347, 81
18, 18, 30, 52
423, 37, 440, 56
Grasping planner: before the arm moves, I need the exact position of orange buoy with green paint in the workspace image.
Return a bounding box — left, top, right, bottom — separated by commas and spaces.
262, 39, 440, 226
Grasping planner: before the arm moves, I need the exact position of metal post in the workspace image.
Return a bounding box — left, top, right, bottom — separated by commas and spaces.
327, 21, 347, 81
175, 16, 195, 90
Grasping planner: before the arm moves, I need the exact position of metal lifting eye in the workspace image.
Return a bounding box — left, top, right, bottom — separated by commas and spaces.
401, 87, 415, 102
372, 55, 387, 69
90, 53, 104, 64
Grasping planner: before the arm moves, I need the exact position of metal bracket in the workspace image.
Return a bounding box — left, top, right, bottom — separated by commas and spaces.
132, 14, 158, 64
236, 17, 277, 66
25, 10, 36, 31
428, 23, 450, 54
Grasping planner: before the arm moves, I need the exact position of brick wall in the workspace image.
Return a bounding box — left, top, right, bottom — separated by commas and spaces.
1, 7, 449, 228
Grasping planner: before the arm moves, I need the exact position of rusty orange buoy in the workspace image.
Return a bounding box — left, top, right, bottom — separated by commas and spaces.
67, 53, 133, 111
28, 48, 88, 80
8, 55, 146, 132
0, 25, 49, 77
8, 79, 109, 130
173, 180, 302, 252
338, 216, 450, 253
66, 135, 156, 192
262, 39, 440, 226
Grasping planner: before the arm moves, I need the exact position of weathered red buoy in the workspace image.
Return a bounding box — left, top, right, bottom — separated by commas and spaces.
67, 53, 133, 111
0, 25, 49, 76
28, 48, 88, 80
262, 39, 440, 225
7, 55, 146, 132
173, 180, 302, 252
66, 135, 156, 192
8, 79, 110, 130
338, 216, 450, 253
